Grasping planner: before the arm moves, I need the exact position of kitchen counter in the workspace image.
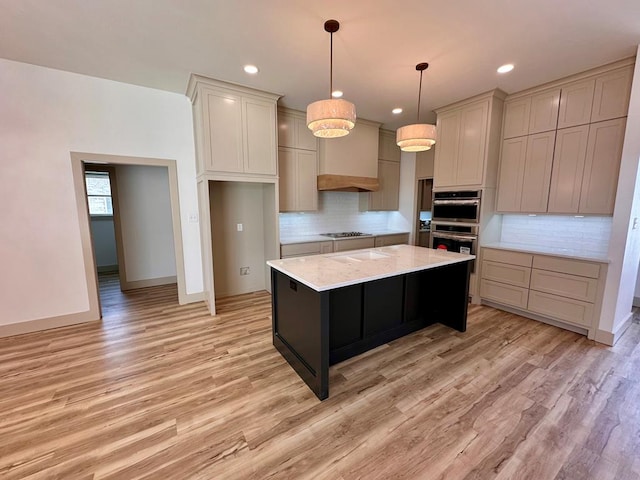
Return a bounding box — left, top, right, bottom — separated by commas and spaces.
482, 242, 609, 263
268, 245, 474, 400
268, 244, 474, 291
279, 230, 409, 245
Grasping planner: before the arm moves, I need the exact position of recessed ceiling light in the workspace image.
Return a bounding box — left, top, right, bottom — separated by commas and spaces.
392, 108, 403, 114
331, 90, 343, 98
497, 64, 514, 74
244, 65, 259, 74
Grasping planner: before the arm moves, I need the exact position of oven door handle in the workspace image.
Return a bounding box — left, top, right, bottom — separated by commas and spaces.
431, 232, 478, 241
432, 199, 480, 206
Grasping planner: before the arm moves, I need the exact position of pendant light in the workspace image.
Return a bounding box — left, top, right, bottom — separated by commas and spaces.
306, 19, 356, 138
396, 62, 436, 152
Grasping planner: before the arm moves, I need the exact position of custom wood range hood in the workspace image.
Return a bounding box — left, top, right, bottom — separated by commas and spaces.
317, 118, 381, 192
317, 174, 379, 192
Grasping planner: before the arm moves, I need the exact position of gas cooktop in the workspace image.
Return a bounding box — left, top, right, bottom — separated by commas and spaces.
320, 231, 372, 238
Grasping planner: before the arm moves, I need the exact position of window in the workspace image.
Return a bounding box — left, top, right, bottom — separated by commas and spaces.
85, 171, 113, 215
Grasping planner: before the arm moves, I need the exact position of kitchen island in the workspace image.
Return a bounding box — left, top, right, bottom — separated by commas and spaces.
267, 245, 475, 400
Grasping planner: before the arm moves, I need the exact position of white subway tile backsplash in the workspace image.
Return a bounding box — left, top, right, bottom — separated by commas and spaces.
500, 215, 612, 256
279, 192, 399, 236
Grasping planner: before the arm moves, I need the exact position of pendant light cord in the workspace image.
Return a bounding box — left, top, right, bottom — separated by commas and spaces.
417, 69, 423, 123
329, 31, 333, 98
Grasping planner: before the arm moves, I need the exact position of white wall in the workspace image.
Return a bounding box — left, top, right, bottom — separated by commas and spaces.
116, 165, 176, 282
0, 58, 202, 327
91, 218, 118, 269
600, 46, 640, 335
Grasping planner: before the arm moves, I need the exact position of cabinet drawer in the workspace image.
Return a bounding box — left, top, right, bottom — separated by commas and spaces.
281, 242, 322, 258
528, 290, 594, 328
530, 269, 598, 302
480, 279, 529, 309
483, 248, 533, 267
333, 237, 376, 252
374, 234, 409, 247
532, 255, 600, 278
481, 261, 531, 288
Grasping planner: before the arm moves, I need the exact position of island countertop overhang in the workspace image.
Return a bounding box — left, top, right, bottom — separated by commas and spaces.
266, 244, 475, 292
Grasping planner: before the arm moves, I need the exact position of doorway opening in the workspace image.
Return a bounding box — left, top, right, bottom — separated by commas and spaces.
71, 152, 188, 322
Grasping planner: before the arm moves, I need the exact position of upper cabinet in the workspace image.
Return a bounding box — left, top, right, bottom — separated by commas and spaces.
503, 88, 560, 137
496, 59, 633, 216
187, 75, 280, 177
277, 108, 319, 212
278, 108, 318, 151
433, 90, 505, 189
591, 65, 634, 123
378, 129, 401, 162
360, 129, 401, 211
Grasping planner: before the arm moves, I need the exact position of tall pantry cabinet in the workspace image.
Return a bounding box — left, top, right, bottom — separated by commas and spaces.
496, 59, 633, 215
187, 75, 281, 314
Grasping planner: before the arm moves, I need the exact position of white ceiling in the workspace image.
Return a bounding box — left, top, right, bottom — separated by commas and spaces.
1, 0, 639, 130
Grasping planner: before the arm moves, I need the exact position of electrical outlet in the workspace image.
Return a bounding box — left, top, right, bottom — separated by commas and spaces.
237, 223, 243, 232
240, 267, 250, 276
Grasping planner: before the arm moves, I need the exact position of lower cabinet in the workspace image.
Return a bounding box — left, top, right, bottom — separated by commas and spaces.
374, 233, 409, 247
281, 241, 333, 258
479, 247, 606, 335
333, 237, 376, 252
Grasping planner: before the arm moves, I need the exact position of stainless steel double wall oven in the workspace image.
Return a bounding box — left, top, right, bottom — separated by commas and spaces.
430, 190, 481, 271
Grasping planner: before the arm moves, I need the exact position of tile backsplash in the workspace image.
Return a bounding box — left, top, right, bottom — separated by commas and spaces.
279, 191, 405, 237
500, 214, 612, 255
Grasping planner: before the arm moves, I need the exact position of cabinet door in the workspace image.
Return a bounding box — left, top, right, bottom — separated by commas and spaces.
591, 66, 633, 123
296, 150, 318, 211
557, 79, 595, 129
503, 97, 531, 139
278, 147, 296, 212
547, 125, 590, 213
520, 131, 556, 212
579, 118, 626, 214
278, 148, 317, 212
381, 160, 400, 210
416, 148, 435, 178
364, 160, 399, 211
496, 137, 527, 212
243, 98, 277, 175
528, 89, 560, 134
295, 116, 317, 151
277, 111, 296, 148
433, 110, 460, 188
456, 100, 488, 186
205, 89, 244, 173
379, 130, 401, 162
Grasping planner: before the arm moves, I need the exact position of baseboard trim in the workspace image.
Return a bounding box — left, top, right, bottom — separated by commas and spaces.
481, 300, 589, 336
595, 312, 635, 346
97, 265, 119, 273
120, 275, 177, 291
180, 291, 205, 305
0, 310, 100, 338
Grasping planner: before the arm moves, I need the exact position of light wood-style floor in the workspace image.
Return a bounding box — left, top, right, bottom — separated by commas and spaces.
1, 278, 639, 479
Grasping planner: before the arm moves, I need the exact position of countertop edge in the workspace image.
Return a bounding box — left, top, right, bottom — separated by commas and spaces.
481, 242, 610, 263
267, 247, 474, 292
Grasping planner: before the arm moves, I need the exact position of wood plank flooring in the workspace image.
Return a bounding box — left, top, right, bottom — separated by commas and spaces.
1, 278, 639, 479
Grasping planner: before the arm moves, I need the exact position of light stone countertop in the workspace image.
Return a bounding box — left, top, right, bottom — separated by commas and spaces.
279, 231, 409, 245
267, 244, 474, 292
482, 242, 610, 263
